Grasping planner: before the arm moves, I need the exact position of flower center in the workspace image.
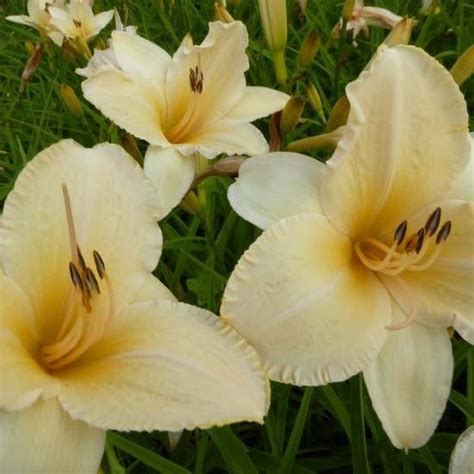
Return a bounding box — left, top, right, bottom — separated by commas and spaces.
354, 207, 452, 331
166, 63, 204, 143
39, 184, 115, 371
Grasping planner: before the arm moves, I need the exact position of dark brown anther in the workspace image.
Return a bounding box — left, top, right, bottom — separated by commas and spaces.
415, 228, 425, 254
93, 250, 106, 279
425, 207, 441, 236
394, 220, 408, 245
85, 268, 101, 295
189, 65, 204, 94
73, 19, 82, 28
77, 245, 87, 273
436, 221, 452, 244
69, 262, 84, 290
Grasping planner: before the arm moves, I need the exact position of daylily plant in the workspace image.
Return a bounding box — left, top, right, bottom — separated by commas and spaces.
221, 45, 473, 449
6, 0, 66, 46
0, 140, 268, 472
78, 21, 289, 217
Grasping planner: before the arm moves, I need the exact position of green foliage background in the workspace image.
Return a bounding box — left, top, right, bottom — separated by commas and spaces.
0, 0, 473, 472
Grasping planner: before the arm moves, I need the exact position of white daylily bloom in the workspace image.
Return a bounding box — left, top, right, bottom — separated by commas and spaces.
332, 0, 403, 41
222, 45, 473, 449
79, 21, 290, 217
0, 140, 269, 472
48, 0, 113, 44
449, 425, 474, 473
6, 0, 65, 46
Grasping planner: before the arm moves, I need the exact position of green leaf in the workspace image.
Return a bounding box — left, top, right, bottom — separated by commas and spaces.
209, 426, 257, 474
107, 432, 190, 474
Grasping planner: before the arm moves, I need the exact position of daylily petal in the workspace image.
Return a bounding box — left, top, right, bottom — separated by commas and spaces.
397, 200, 474, 342
450, 134, 474, 201
134, 274, 177, 303
227, 86, 290, 122
221, 213, 390, 386
228, 152, 324, 230
0, 398, 105, 474
6, 15, 40, 29
0, 273, 59, 411
144, 147, 196, 218
57, 300, 269, 431
177, 120, 268, 159
92, 10, 114, 33
364, 309, 453, 449
111, 30, 171, 83
322, 45, 470, 238
82, 68, 168, 146
165, 21, 248, 131
449, 425, 474, 474
0, 140, 162, 343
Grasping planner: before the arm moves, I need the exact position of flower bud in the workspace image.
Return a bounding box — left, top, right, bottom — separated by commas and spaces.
122, 133, 143, 164
280, 97, 305, 135
21, 43, 42, 83
297, 30, 321, 69
384, 16, 417, 47
287, 128, 344, 152
326, 95, 350, 132
450, 45, 474, 87
214, 2, 234, 22
306, 83, 326, 123
341, 0, 356, 21
59, 84, 84, 118
258, 0, 288, 85
24, 41, 36, 55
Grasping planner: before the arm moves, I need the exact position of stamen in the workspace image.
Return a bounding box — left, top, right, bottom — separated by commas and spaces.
394, 220, 408, 245
73, 19, 82, 28
425, 207, 441, 236
436, 220, 452, 244
415, 228, 425, 254
62, 184, 79, 266
77, 245, 87, 273
69, 262, 84, 290
189, 65, 204, 94
93, 250, 106, 279
85, 268, 101, 294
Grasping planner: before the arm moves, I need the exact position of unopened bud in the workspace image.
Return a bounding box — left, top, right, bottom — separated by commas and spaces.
280, 97, 305, 135
24, 40, 36, 55
450, 45, 474, 87
94, 38, 107, 51
326, 95, 350, 132
306, 83, 326, 123
21, 43, 42, 83
122, 133, 143, 164
384, 17, 417, 47
258, 0, 288, 85
180, 190, 202, 216
297, 30, 321, 68
287, 127, 344, 152
341, 0, 356, 21
214, 2, 234, 22
59, 84, 84, 118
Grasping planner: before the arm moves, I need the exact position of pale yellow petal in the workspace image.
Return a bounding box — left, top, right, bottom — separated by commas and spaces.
0, 399, 105, 474
228, 152, 324, 230
82, 69, 169, 146
165, 21, 248, 131
221, 213, 390, 386
111, 30, 171, 83
0, 140, 162, 343
396, 200, 474, 342
364, 309, 453, 449
227, 86, 290, 121
450, 134, 474, 201
144, 147, 196, 218
322, 45, 470, 238
0, 273, 60, 411
177, 120, 268, 159
449, 425, 474, 474
57, 300, 269, 431
134, 274, 177, 303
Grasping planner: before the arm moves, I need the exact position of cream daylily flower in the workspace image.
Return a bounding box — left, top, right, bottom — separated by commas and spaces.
0, 140, 268, 472
332, 0, 403, 41
449, 425, 474, 474
6, 0, 65, 46
78, 21, 289, 217
221, 45, 473, 449
48, 0, 113, 44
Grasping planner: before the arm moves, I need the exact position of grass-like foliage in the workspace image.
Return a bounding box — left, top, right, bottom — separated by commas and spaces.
1, 0, 473, 472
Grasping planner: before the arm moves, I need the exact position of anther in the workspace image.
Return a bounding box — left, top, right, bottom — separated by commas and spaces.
425, 207, 441, 236
93, 250, 106, 279
394, 220, 408, 245
77, 245, 87, 273
189, 65, 204, 94
69, 262, 84, 290
85, 268, 101, 294
436, 221, 452, 244
415, 228, 425, 254
73, 19, 82, 28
